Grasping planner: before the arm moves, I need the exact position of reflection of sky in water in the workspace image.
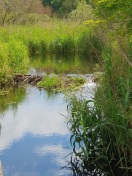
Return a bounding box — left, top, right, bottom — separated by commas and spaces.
0, 86, 71, 176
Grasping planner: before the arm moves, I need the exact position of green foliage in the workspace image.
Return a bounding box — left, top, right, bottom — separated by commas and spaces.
68, 97, 132, 174
38, 74, 61, 90
100, 47, 132, 119
0, 23, 102, 58
91, 0, 132, 35
0, 22, 102, 85
49, 35, 75, 55
69, 0, 94, 22
43, 0, 91, 16
0, 0, 41, 26
0, 43, 10, 84
38, 74, 85, 91
8, 39, 29, 73
69, 76, 85, 88
78, 32, 102, 59
43, 0, 77, 15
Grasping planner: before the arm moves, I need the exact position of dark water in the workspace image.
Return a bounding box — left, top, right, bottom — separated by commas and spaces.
0, 86, 71, 176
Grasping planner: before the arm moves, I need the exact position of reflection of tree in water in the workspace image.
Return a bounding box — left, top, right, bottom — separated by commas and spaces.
39, 87, 63, 104
0, 87, 26, 113
30, 54, 96, 74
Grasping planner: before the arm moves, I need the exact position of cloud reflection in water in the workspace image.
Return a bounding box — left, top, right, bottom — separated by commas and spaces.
0, 86, 71, 176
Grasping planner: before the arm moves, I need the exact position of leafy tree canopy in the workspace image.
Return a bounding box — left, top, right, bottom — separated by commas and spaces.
90, 0, 132, 33
43, 0, 90, 15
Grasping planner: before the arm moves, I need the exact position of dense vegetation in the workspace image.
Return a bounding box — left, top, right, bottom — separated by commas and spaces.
0, 21, 102, 86
0, 0, 132, 175
67, 0, 132, 175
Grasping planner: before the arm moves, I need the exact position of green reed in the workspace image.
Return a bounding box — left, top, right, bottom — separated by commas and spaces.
68, 97, 132, 175
0, 22, 102, 56
67, 43, 132, 175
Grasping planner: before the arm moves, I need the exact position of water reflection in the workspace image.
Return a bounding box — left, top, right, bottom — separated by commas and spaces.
0, 87, 26, 113
28, 54, 97, 75
0, 85, 71, 176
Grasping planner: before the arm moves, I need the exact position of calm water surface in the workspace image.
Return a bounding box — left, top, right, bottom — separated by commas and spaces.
0, 55, 97, 176
0, 86, 71, 176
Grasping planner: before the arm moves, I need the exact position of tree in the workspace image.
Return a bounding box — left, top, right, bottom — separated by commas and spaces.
0, 0, 42, 25
42, 0, 91, 16
90, 0, 132, 66
43, 0, 64, 12
68, 0, 94, 22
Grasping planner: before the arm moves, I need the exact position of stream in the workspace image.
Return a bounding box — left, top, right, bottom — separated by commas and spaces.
0, 56, 96, 176
0, 86, 72, 176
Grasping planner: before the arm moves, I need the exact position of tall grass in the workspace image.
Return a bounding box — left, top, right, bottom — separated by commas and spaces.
8, 39, 29, 73
0, 22, 102, 56
0, 21, 102, 86
67, 41, 132, 175
68, 97, 132, 175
